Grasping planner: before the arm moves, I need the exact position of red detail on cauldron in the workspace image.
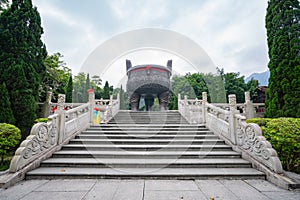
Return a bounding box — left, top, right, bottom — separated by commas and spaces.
131, 66, 168, 73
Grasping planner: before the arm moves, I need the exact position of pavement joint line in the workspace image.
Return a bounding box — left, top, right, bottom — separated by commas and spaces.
142, 180, 145, 200
219, 180, 242, 200
81, 179, 97, 200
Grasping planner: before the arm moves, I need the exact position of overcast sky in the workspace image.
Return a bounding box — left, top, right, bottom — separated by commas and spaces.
32, 0, 269, 86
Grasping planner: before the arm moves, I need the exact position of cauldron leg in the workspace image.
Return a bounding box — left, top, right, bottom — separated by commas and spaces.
130, 92, 140, 111
159, 91, 169, 111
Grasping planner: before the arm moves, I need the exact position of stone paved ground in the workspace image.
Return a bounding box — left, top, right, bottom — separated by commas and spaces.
0, 179, 299, 200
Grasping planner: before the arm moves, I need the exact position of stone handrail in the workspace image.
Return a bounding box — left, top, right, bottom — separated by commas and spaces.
179, 92, 283, 174
9, 92, 120, 173
178, 94, 202, 124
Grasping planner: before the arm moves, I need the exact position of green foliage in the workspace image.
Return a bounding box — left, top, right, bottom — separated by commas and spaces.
114, 85, 128, 110
247, 118, 300, 173
0, 0, 47, 138
168, 91, 178, 110
246, 118, 272, 127
91, 75, 103, 99
103, 81, 110, 99
168, 70, 258, 109
41, 53, 71, 102
66, 75, 73, 103
0, 123, 21, 165
217, 68, 258, 103
0, 83, 15, 124
34, 118, 48, 123
265, 0, 300, 117
73, 72, 87, 103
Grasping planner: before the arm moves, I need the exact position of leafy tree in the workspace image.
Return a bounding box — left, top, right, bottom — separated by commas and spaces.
41, 53, 71, 102
0, 83, 15, 124
66, 74, 73, 103
73, 72, 87, 103
91, 75, 103, 99
0, 0, 47, 138
265, 0, 300, 117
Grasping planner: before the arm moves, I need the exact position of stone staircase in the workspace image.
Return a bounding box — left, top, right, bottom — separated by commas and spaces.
26, 111, 265, 179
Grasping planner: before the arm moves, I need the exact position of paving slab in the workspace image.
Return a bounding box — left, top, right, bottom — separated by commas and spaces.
20, 191, 86, 200
262, 191, 300, 200
34, 179, 96, 192
144, 190, 206, 200
244, 179, 285, 192
196, 180, 239, 200
0, 180, 48, 200
1, 179, 300, 200
145, 180, 198, 191
83, 180, 120, 200
220, 180, 270, 200
111, 180, 144, 200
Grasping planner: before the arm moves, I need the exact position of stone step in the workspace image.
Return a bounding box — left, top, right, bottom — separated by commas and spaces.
90, 124, 206, 128
52, 150, 242, 159
76, 134, 219, 139
108, 121, 189, 124
68, 138, 225, 145
81, 130, 214, 135
40, 158, 252, 168
26, 167, 265, 180
86, 127, 209, 131
61, 144, 233, 151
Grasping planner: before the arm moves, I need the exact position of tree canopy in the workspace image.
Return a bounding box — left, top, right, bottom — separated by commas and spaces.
265, 0, 300, 117
0, 0, 47, 138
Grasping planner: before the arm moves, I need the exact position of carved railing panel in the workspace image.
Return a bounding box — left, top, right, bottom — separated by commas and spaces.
178, 97, 202, 124
236, 115, 283, 173
9, 114, 59, 172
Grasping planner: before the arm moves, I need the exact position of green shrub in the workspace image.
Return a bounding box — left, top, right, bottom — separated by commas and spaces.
247, 118, 300, 173
246, 118, 272, 126
0, 123, 21, 167
34, 118, 48, 123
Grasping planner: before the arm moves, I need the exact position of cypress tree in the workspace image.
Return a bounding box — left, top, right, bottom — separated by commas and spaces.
0, 83, 15, 124
103, 81, 110, 99
0, 0, 47, 138
66, 74, 73, 103
265, 0, 300, 117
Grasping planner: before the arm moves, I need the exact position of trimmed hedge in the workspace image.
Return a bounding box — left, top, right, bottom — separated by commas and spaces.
34, 118, 48, 123
0, 123, 21, 168
247, 118, 300, 173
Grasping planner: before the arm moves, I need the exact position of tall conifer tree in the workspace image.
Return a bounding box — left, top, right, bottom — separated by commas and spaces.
0, 0, 47, 138
265, 0, 300, 117
66, 74, 73, 103
0, 83, 15, 124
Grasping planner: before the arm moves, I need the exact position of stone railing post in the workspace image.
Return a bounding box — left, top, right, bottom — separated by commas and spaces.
184, 95, 189, 122
229, 94, 237, 145
244, 91, 255, 119
109, 95, 113, 105
89, 91, 95, 123
57, 94, 66, 144
41, 91, 52, 117
202, 92, 207, 124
